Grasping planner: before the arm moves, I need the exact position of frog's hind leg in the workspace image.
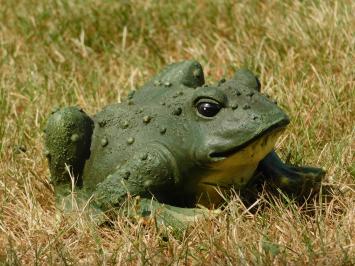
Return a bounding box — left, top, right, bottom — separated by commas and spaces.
258, 150, 325, 197
44, 106, 94, 195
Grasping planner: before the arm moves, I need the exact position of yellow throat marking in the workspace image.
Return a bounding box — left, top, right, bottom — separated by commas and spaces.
196, 131, 283, 207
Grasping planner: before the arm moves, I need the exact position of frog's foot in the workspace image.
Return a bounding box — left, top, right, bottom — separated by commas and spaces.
55, 186, 107, 222
144, 199, 219, 222
258, 151, 325, 197
44, 106, 93, 192
98, 197, 220, 233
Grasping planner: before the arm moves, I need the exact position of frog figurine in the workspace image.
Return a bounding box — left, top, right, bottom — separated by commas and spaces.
44, 60, 325, 227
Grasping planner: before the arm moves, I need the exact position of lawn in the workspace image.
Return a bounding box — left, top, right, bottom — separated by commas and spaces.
0, 0, 354, 264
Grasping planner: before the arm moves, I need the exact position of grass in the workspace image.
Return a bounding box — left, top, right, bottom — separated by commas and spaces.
0, 0, 354, 264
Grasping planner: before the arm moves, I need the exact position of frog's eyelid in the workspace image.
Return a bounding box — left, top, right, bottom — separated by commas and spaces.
193, 97, 224, 107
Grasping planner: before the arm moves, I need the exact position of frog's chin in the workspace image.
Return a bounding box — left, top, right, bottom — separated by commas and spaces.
194, 126, 285, 202
195, 127, 287, 208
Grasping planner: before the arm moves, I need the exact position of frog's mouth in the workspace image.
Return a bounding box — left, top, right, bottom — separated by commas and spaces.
209, 118, 289, 160
195, 117, 289, 208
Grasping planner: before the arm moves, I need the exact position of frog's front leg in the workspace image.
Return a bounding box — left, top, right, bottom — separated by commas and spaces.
93, 147, 214, 230
258, 150, 325, 197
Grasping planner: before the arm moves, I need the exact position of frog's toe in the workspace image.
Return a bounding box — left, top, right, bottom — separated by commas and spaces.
277, 166, 325, 196
45, 106, 93, 189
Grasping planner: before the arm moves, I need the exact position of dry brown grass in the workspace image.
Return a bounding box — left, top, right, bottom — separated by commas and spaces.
0, 0, 354, 264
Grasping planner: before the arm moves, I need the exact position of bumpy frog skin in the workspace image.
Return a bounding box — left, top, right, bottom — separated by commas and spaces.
45, 60, 325, 227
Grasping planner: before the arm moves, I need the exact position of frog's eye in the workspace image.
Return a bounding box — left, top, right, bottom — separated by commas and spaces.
196, 101, 222, 117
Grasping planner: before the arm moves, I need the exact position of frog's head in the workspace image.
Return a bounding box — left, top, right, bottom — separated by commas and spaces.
190, 69, 290, 170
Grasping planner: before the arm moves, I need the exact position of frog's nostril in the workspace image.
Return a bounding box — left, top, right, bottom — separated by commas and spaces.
243, 104, 251, 110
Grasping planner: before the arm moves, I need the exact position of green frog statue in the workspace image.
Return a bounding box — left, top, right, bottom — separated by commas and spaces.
44, 60, 325, 227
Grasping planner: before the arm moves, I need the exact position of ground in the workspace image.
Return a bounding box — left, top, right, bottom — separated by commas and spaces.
0, 0, 354, 265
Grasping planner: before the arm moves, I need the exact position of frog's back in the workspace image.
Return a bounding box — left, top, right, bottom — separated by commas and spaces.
82, 103, 183, 191
83, 60, 206, 191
